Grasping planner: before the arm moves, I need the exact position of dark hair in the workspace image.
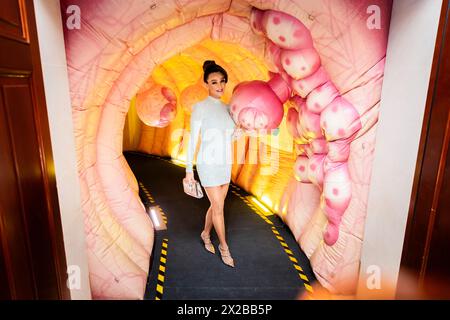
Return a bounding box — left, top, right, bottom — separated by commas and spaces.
203, 60, 228, 84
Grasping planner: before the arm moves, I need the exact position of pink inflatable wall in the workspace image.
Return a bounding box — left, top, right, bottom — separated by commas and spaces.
60, 0, 392, 299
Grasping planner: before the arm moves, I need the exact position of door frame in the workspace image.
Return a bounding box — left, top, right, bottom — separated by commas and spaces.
0, 0, 71, 299
398, 0, 450, 296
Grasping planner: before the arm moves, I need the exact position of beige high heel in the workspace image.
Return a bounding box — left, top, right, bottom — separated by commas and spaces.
218, 244, 235, 268
201, 231, 215, 254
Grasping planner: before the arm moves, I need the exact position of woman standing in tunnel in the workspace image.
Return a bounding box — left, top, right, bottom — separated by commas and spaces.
184, 60, 242, 268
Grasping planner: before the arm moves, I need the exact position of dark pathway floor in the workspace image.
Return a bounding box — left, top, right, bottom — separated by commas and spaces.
124, 151, 320, 300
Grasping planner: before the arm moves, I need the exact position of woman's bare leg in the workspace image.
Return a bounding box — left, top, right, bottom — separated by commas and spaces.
203, 183, 229, 235
203, 205, 213, 234
204, 185, 227, 248
204, 183, 234, 266
221, 183, 230, 201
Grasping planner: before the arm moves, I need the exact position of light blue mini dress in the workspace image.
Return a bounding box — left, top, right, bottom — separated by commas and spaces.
185, 95, 237, 187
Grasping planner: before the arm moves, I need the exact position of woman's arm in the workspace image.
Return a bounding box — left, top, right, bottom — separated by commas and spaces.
186, 103, 202, 173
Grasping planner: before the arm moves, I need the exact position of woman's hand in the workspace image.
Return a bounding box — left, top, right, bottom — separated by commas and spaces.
185, 171, 195, 183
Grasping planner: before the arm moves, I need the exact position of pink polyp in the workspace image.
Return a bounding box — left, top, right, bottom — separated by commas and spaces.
299, 102, 323, 140
323, 163, 352, 213
238, 108, 257, 129
320, 97, 362, 141
238, 107, 269, 130
291, 66, 329, 98
324, 223, 340, 246
230, 80, 284, 130
280, 48, 321, 80
254, 113, 269, 129
294, 155, 311, 183
261, 10, 313, 50
136, 83, 177, 128
306, 82, 339, 114
320, 191, 344, 245
308, 154, 326, 188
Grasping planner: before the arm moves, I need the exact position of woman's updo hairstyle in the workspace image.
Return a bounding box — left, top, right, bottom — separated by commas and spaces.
203, 60, 228, 84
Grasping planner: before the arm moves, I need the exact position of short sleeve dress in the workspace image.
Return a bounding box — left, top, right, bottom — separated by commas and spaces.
185, 95, 237, 187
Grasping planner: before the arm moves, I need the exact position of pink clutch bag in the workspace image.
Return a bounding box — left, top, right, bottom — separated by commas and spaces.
183, 178, 204, 198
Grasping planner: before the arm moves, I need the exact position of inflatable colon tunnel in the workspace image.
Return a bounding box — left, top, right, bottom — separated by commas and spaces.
60, 0, 392, 299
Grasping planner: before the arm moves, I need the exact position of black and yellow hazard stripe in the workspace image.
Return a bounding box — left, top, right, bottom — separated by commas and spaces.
138, 183, 168, 227
230, 184, 241, 191
155, 238, 169, 300
270, 227, 314, 297
155, 204, 168, 225
139, 181, 156, 204
230, 189, 273, 225
138, 180, 170, 300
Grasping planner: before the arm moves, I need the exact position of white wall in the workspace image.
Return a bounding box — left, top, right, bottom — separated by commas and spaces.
357, 0, 443, 299
33, 0, 91, 299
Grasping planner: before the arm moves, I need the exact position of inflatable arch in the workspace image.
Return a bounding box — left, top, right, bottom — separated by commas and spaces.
61, 0, 391, 299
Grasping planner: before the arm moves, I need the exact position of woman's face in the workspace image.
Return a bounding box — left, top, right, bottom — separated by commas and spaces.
206, 72, 226, 99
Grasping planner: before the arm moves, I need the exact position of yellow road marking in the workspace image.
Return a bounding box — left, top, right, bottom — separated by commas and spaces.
299, 273, 308, 281
294, 265, 304, 272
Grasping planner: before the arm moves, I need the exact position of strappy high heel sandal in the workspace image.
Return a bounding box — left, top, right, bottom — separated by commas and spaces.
218, 244, 235, 268
200, 231, 215, 254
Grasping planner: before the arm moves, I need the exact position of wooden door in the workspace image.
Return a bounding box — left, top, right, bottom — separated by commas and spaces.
0, 0, 69, 299
398, 0, 450, 299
